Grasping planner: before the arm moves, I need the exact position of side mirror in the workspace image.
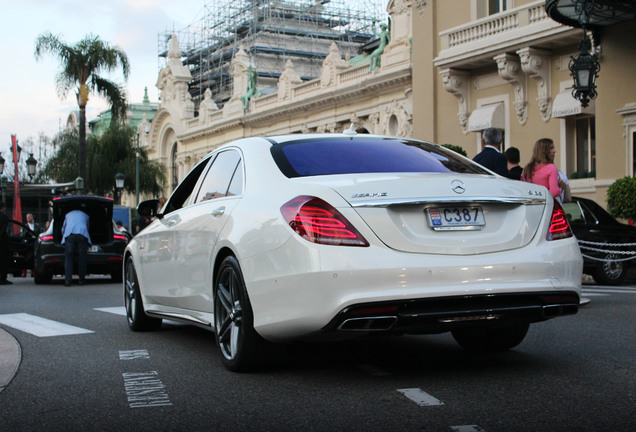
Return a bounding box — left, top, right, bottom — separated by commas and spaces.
137, 199, 160, 218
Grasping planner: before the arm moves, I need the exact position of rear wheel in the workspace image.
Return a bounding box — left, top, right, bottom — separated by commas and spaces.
592, 254, 627, 285
214, 256, 267, 372
124, 257, 162, 331
33, 268, 52, 285
452, 323, 529, 352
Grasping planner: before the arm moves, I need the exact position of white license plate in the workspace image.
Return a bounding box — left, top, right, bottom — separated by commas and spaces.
427, 206, 485, 231
89, 245, 100, 253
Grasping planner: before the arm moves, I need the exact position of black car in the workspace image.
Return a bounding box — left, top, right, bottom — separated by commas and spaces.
563, 196, 636, 285
33, 195, 128, 284
2, 220, 37, 276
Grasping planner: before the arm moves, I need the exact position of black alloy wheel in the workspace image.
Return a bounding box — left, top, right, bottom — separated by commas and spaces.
214, 256, 266, 372
124, 256, 162, 331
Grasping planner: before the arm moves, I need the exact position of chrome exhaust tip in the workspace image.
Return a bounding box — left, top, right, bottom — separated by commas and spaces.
338, 316, 397, 331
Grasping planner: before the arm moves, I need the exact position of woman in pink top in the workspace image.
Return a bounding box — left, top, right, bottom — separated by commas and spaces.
522, 138, 562, 200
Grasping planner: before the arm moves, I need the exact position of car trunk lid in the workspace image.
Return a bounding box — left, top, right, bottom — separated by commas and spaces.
297, 173, 548, 255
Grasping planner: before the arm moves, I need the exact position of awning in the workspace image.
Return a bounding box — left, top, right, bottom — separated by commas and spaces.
467, 103, 504, 132
552, 90, 595, 118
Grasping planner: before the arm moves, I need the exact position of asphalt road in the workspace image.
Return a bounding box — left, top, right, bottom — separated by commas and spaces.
1, 274, 635, 432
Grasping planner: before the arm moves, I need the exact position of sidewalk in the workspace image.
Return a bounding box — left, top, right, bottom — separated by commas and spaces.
0, 327, 21, 394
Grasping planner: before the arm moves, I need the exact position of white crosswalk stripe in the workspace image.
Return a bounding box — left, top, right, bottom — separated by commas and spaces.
0, 313, 93, 337
95, 306, 126, 316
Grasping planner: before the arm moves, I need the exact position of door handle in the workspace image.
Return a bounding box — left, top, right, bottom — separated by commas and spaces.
211, 207, 226, 217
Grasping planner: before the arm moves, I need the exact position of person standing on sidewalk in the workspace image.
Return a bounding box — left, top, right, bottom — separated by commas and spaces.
61, 209, 91, 286
0, 202, 12, 285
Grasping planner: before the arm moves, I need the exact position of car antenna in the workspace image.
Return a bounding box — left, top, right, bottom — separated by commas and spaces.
343, 123, 357, 136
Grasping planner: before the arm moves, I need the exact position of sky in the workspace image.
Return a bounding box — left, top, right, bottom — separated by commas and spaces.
0, 0, 207, 160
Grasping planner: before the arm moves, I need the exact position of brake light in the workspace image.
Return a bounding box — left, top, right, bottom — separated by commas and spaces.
40, 235, 54, 241
113, 234, 127, 240
546, 198, 573, 241
281, 196, 369, 247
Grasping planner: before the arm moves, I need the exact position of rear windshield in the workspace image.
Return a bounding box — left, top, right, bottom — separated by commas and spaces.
270, 137, 488, 178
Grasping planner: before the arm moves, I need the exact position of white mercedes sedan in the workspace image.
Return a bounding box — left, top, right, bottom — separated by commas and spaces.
124, 133, 582, 372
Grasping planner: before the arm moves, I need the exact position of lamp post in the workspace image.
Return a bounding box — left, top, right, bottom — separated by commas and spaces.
115, 172, 125, 205
136, 125, 150, 206
26, 153, 37, 181
0, 175, 7, 203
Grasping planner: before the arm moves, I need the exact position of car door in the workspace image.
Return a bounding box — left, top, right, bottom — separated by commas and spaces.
173, 149, 243, 313
5, 221, 36, 274
136, 156, 212, 308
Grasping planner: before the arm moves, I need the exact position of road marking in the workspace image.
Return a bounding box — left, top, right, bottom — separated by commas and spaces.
357, 364, 392, 376
397, 388, 444, 406
95, 307, 126, 316
0, 313, 93, 337
580, 292, 609, 297
451, 426, 487, 432
120, 350, 150, 360
123, 371, 172, 408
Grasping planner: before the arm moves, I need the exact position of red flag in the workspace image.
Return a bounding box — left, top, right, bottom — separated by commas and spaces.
11, 134, 22, 233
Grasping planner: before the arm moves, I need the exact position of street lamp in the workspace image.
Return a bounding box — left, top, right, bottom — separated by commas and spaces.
115, 172, 125, 205
136, 124, 150, 206
0, 174, 7, 203
11, 143, 22, 163
26, 153, 37, 180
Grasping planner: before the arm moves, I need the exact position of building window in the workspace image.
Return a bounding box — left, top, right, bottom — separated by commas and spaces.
475, 0, 512, 18
488, 0, 508, 14
567, 116, 596, 178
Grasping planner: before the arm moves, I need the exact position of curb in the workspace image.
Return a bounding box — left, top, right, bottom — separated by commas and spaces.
0, 327, 21, 394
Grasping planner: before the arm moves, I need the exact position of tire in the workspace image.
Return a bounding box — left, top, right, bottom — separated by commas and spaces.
214, 256, 267, 372
592, 254, 627, 286
124, 257, 162, 331
452, 323, 530, 352
111, 270, 123, 283
33, 268, 52, 285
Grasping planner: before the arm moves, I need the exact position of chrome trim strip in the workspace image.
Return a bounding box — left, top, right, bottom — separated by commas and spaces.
349, 196, 546, 208
146, 311, 211, 327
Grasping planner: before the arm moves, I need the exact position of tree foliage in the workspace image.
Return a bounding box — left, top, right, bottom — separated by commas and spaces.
607, 177, 636, 220
42, 125, 166, 198
34, 32, 130, 181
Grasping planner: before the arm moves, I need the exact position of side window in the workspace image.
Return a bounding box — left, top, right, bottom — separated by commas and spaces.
227, 160, 244, 197
562, 202, 585, 225
164, 156, 212, 214
195, 150, 241, 203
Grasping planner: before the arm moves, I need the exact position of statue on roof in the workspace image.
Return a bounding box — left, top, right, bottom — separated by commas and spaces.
369, 18, 391, 72
240, 66, 261, 110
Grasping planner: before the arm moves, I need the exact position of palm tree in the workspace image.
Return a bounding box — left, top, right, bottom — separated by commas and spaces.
34, 32, 130, 182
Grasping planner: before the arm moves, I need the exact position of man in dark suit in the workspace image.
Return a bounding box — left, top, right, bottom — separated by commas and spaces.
0, 202, 12, 284
473, 127, 508, 177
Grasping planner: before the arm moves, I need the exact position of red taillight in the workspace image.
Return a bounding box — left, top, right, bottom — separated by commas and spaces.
281, 196, 369, 247
113, 234, 127, 240
546, 198, 573, 241
40, 235, 54, 241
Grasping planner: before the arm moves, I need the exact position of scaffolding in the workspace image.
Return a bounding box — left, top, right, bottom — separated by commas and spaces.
158, 0, 387, 109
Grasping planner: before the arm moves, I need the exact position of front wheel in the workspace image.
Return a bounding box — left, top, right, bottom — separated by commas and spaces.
452, 323, 529, 352
592, 254, 627, 285
124, 257, 162, 331
214, 256, 267, 372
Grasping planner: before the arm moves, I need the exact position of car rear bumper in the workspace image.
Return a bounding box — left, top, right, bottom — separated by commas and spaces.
242, 235, 583, 342
37, 253, 123, 276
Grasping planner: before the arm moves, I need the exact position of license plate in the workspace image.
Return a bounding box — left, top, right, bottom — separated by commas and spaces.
89, 245, 100, 253
427, 206, 485, 231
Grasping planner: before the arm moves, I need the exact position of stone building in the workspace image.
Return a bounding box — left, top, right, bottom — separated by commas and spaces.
146, 0, 636, 210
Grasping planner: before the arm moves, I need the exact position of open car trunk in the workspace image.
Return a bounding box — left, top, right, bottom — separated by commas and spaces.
52, 196, 114, 245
